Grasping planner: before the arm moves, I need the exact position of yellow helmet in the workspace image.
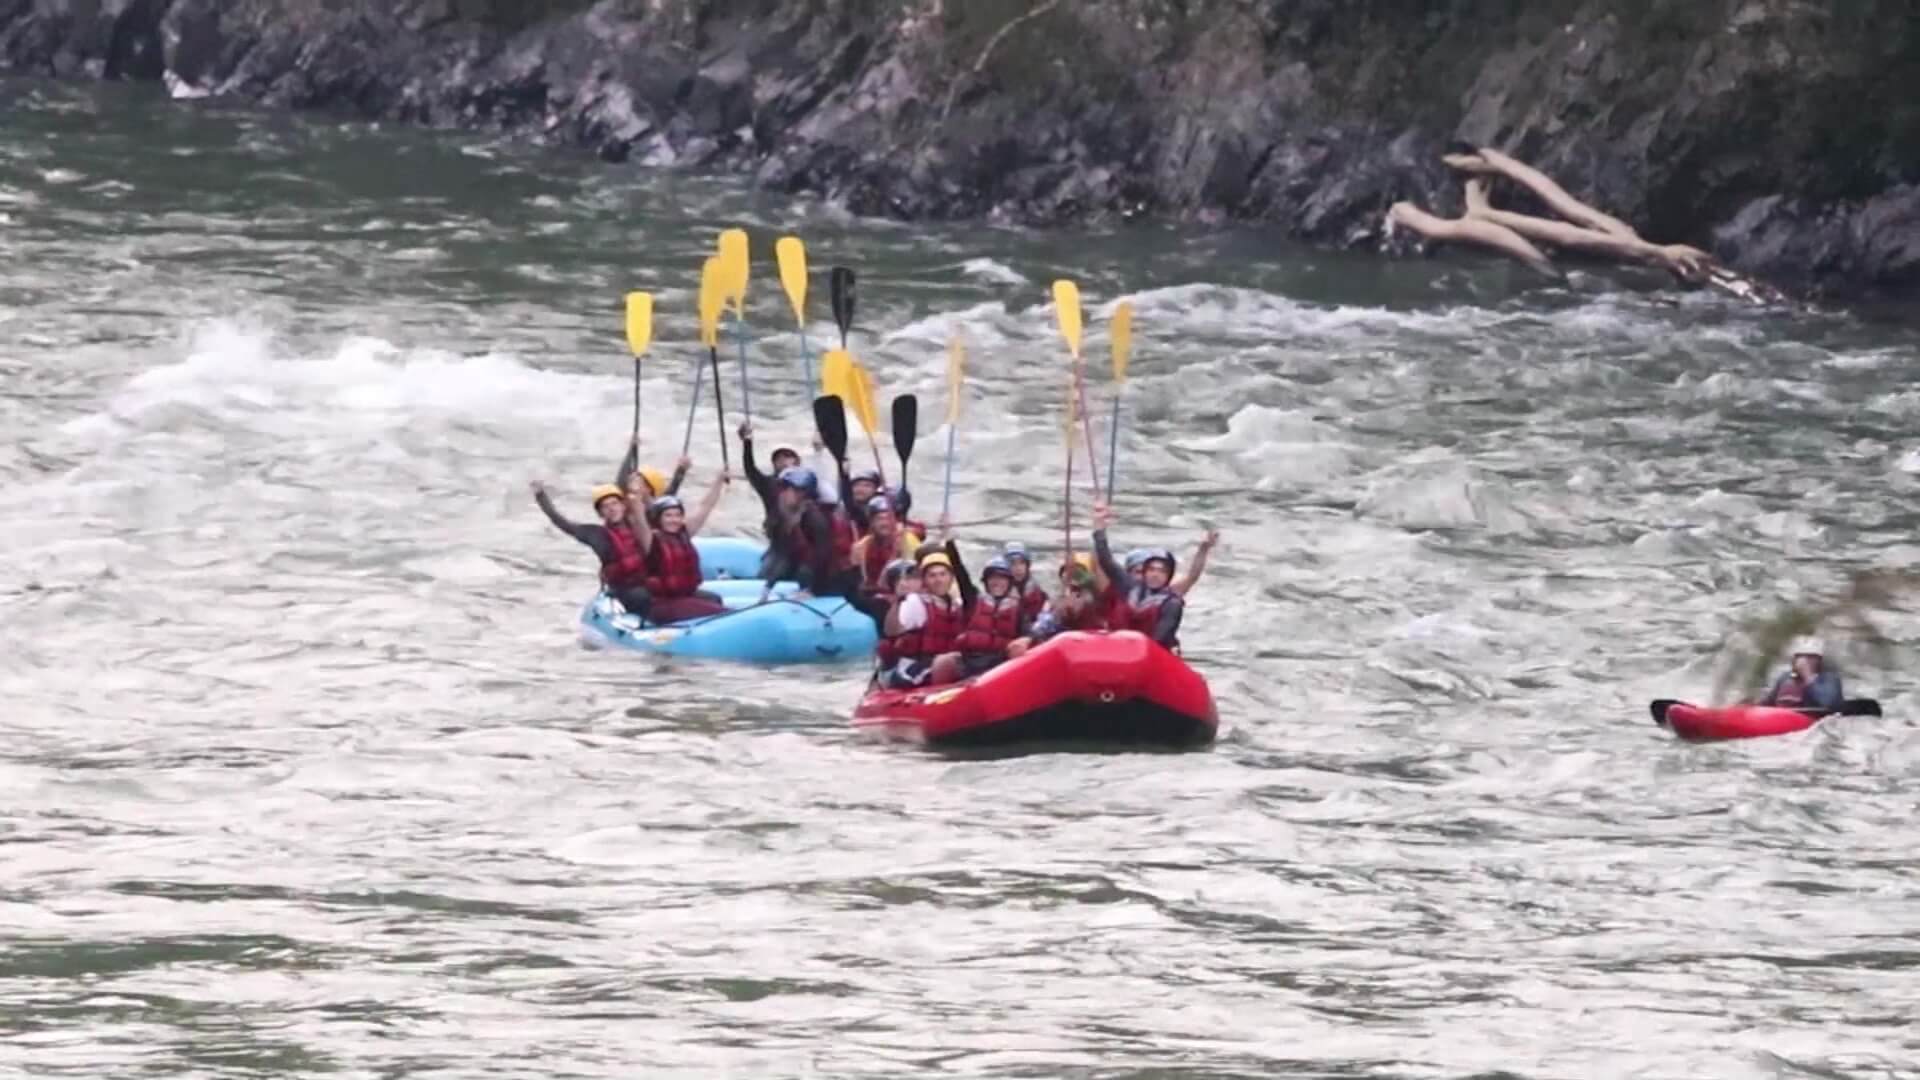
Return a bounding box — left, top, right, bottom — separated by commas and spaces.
1071, 552, 1095, 573
918, 552, 953, 572
589, 484, 625, 508
635, 466, 669, 497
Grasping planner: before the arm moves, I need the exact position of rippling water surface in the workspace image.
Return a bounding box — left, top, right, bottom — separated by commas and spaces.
6, 79, 1920, 1078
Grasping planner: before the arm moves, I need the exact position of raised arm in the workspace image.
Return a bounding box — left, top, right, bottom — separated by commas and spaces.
947, 539, 978, 611
532, 483, 596, 546
614, 439, 638, 490
627, 490, 655, 555
1090, 503, 1130, 590
666, 455, 690, 496
739, 422, 774, 504
1173, 529, 1219, 597
686, 471, 731, 536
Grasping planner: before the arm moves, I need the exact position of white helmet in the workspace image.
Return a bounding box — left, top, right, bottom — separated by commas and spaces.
1789, 636, 1825, 658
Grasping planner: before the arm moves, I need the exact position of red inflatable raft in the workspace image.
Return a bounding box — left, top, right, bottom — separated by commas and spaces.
1650, 698, 1882, 742
854, 631, 1218, 748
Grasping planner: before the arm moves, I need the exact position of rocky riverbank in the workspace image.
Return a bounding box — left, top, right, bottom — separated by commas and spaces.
4, 0, 1916, 299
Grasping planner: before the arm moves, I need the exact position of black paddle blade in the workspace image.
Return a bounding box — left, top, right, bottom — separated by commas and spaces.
1649, 699, 1678, 727
892, 394, 918, 471
1839, 698, 1883, 717
830, 266, 856, 345
813, 395, 849, 464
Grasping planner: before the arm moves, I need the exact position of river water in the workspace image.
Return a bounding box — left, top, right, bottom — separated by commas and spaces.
6, 77, 1920, 1078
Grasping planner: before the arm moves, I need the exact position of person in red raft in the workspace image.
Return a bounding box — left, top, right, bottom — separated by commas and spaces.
874, 541, 1035, 688
531, 467, 732, 624
1758, 638, 1845, 711
1090, 501, 1193, 649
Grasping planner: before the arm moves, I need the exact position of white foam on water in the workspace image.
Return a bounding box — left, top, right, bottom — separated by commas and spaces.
958, 258, 1028, 286
1353, 457, 1533, 534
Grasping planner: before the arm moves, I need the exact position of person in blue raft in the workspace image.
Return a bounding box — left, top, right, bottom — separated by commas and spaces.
1759, 638, 1844, 710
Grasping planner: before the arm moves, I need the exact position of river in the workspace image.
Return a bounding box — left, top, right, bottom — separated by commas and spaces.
5, 77, 1920, 1079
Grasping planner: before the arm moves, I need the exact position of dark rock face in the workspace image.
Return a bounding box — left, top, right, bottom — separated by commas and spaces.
4, 0, 1917, 299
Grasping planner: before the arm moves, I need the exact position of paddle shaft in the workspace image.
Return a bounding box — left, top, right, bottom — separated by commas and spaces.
799, 326, 813, 403
941, 421, 957, 520
1106, 396, 1120, 498
632, 360, 642, 448
732, 315, 754, 424
681, 352, 704, 457
1070, 360, 1104, 500
708, 346, 731, 472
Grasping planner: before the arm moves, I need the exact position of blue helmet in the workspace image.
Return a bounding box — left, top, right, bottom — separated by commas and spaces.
881, 558, 918, 588
648, 495, 685, 516
866, 494, 896, 516
981, 557, 1014, 581
1123, 548, 1151, 572
776, 466, 818, 496
1002, 542, 1031, 564
1141, 547, 1176, 575
850, 467, 883, 488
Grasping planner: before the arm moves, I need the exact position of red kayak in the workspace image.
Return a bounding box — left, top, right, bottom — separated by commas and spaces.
1650, 698, 1882, 742
854, 631, 1218, 747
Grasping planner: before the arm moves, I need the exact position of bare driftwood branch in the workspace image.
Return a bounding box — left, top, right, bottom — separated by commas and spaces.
1394, 146, 1788, 305
1386, 201, 1563, 279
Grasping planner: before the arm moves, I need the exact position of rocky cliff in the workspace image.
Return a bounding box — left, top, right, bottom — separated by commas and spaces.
4, 0, 1916, 299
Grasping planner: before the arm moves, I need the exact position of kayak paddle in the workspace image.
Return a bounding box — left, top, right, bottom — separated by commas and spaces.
943, 332, 965, 521
776, 236, 813, 396
830, 266, 855, 350
1106, 300, 1132, 497
718, 227, 753, 425
1052, 279, 1104, 502
697, 253, 730, 472
813, 394, 849, 468
624, 290, 653, 453
892, 393, 917, 488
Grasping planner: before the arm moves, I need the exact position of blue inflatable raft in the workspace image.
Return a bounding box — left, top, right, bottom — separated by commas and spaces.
576, 536, 878, 664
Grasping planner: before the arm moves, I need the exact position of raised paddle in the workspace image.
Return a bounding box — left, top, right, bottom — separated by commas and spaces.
891, 393, 918, 489
776, 236, 813, 393
1650, 697, 1884, 727
830, 266, 855, 350
942, 332, 965, 521
1106, 299, 1133, 496
697, 254, 731, 471
718, 227, 753, 425
813, 394, 849, 466
624, 291, 653, 450
1052, 279, 1104, 501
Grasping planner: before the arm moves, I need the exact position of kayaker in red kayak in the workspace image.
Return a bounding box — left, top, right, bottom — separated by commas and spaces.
1002, 542, 1049, 621
531, 481, 657, 619
1759, 638, 1845, 710
626, 474, 733, 623
1092, 502, 1185, 648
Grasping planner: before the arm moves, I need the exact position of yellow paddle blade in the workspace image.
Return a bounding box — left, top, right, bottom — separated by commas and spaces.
820, 347, 854, 399
697, 255, 724, 348
1110, 299, 1133, 382
624, 291, 653, 357
847, 359, 879, 436
945, 332, 966, 425
1052, 279, 1083, 359
775, 236, 807, 326
717, 228, 749, 316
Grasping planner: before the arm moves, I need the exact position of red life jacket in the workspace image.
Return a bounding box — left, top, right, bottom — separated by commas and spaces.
1123, 586, 1174, 636
1104, 583, 1128, 629
956, 594, 1023, 654
902, 594, 964, 659
1773, 677, 1806, 706
642, 529, 703, 598
1059, 599, 1109, 632
827, 506, 856, 571
601, 525, 649, 588
1016, 579, 1048, 621
860, 532, 905, 595
789, 505, 857, 574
